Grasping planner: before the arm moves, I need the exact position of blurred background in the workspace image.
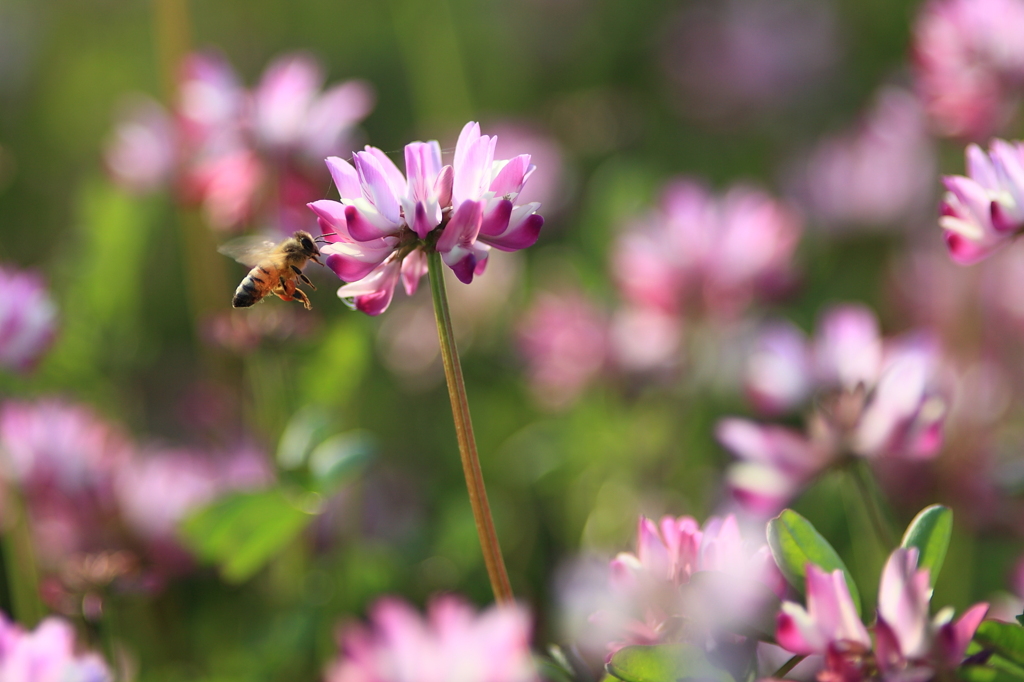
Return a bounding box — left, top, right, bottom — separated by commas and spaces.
1, 0, 1023, 679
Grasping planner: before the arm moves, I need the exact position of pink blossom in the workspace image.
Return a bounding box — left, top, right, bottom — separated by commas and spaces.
0, 613, 111, 682
794, 87, 937, 230
0, 400, 131, 563
251, 52, 374, 159
309, 122, 544, 315
725, 306, 948, 514
114, 445, 271, 541
516, 290, 607, 410
940, 139, 1024, 264
103, 95, 177, 192
776, 549, 988, 681
875, 548, 988, 674
599, 514, 784, 652
913, 0, 1024, 139
775, 565, 870, 656
612, 180, 801, 319
105, 50, 374, 236
0, 265, 57, 373
326, 595, 538, 682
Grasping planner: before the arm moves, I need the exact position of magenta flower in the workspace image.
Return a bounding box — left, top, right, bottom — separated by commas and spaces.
326, 595, 538, 682
0, 613, 111, 682
0, 399, 132, 564
794, 87, 937, 230
776, 565, 871, 656
875, 548, 988, 675
913, 0, 1024, 139
940, 139, 1024, 264
776, 549, 988, 681
0, 265, 57, 373
105, 50, 374, 235
516, 290, 608, 410
251, 53, 374, 159
593, 514, 784, 653
114, 445, 271, 541
612, 180, 801, 319
308, 121, 545, 315
723, 306, 948, 515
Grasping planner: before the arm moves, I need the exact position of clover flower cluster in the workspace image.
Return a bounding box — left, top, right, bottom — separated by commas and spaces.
105, 51, 374, 233
0, 614, 112, 682
0, 264, 57, 374
308, 122, 544, 315
718, 305, 947, 516
0, 399, 272, 585
777, 548, 987, 682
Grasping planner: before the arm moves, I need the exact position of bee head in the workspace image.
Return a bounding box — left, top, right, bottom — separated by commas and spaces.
293, 231, 320, 256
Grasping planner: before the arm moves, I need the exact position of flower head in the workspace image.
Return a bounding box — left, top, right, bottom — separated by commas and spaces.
612, 180, 801, 319
940, 139, 1024, 264
309, 122, 545, 315
0, 265, 57, 373
326, 595, 538, 682
0, 613, 111, 682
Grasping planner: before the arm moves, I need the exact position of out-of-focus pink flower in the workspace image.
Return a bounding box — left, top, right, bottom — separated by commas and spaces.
597, 514, 784, 653
309, 121, 544, 315
0, 613, 111, 682
105, 50, 374, 236
612, 180, 801, 319
717, 419, 832, 517
725, 306, 948, 515
104, 95, 178, 192
114, 445, 271, 541
0, 400, 131, 563
662, 0, 840, 122
517, 290, 607, 410
913, 0, 1024, 139
0, 400, 130, 495
940, 139, 1024, 264
776, 565, 870, 656
251, 52, 374, 159
326, 595, 538, 682
608, 305, 682, 373
0, 265, 57, 373
795, 87, 937, 230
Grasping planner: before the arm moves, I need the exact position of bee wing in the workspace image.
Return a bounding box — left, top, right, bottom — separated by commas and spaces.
217, 236, 278, 266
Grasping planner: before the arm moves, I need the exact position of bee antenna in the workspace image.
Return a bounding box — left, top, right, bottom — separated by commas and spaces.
314, 233, 337, 243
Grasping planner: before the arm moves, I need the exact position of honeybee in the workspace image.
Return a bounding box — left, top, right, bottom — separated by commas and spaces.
218, 230, 328, 310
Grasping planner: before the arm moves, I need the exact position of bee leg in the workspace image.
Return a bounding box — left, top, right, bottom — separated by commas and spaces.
291, 265, 316, 290
292, 288, 312, 311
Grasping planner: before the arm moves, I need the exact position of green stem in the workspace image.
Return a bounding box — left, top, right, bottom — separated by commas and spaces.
850, 459, 897, 550
2, 491, 43, 626
771, 654, 806, 679
426, 250, 514, 605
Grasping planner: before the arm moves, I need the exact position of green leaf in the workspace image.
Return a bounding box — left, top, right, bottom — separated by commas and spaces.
960, 665, 1024, 682
767, 509, 861, 616
975, 622, 1024, 670
277, 407, 332, 470
307, 430, 373, 492
606, 644, 734, 682
900, 505, 953, 587
179, 489, 317, 583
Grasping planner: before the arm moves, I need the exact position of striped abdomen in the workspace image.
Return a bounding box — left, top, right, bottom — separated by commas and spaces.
232, 265, 274, 308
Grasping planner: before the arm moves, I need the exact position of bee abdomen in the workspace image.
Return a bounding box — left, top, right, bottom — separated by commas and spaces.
232, 271, 266, 308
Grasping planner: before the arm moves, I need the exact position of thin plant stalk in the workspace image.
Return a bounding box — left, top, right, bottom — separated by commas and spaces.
426, 249, 514, 605
772, 654, 806, 679
2, 490, 43, 626
849, 459, 897, 550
